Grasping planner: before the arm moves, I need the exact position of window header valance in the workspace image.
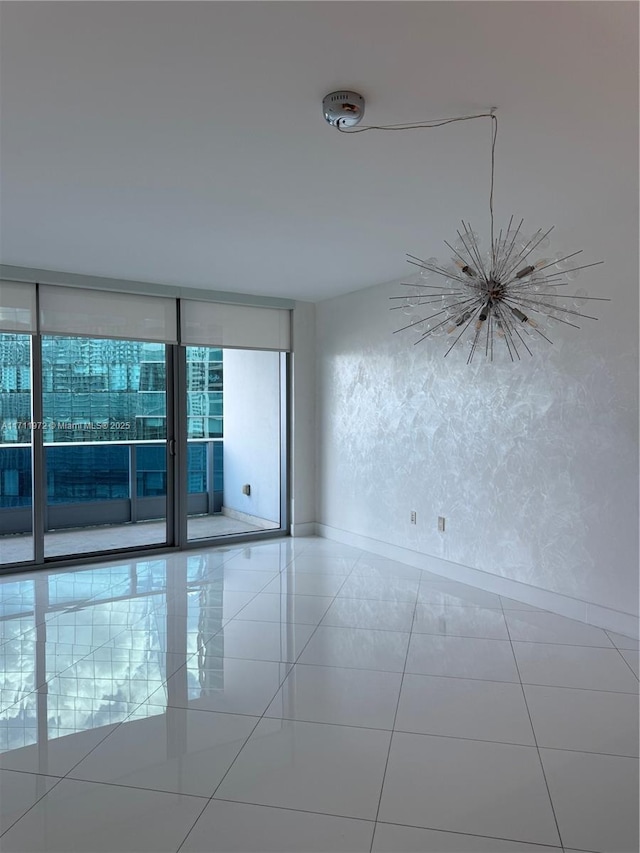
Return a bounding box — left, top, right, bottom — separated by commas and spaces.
0, 279, 292, 351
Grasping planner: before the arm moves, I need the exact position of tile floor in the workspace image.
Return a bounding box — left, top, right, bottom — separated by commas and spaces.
0, 536, 637, 852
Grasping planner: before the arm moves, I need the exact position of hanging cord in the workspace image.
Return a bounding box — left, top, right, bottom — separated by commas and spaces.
337, 110, 498, 265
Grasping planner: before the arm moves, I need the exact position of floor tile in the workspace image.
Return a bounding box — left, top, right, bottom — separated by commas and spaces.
406, 634, 520, 682
505, 611, 614, 647
1, 537, 636, 853
214, 718, 391, 819
321, 598, 416, 632
378, 732, 560, 846
180, 799, 374, 852
68, 707, 257, 797
524, 684, 639, 756
299, 541, 363, 558
146, 657, 291, 716
0, 769, 59, 835
540, 747, 639, 852
372, 822, 562, 852
606, 631, 639, 651
396, 673, 535, 744
620, 649, 639, 678
45, 656, 181, 708
298, 626, 410, 672
266, 663, 402, 729
232, 592, 334, 625
337, 576, 420, 603
204, 619, 316, 664
176, 586, 257, 614
284, 555, 356, 575
500, 597, 548, 612
417, 583, 502, 609
212, 568, 279, 592
223, 551, 293, 573
0, 703, 124, 775
513, 642, 640, 692
349, 558, 424, 581
0, 777, 205, 852
412, 602, 509, 639
263, 573, 346, 597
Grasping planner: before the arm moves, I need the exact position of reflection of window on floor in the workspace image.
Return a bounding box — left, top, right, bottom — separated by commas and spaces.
0, 565, 227, 751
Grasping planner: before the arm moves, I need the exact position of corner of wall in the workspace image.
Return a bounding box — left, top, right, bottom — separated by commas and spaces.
290, 301, 317, 531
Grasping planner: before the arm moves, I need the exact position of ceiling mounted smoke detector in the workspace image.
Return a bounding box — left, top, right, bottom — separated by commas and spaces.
322, 91, 365, 128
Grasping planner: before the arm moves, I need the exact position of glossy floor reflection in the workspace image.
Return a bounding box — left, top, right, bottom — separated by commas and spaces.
0, 538, 637, 852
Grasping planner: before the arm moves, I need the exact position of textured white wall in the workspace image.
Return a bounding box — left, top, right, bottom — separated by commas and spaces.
222, 349, 281, 524
315, 247, 638, 617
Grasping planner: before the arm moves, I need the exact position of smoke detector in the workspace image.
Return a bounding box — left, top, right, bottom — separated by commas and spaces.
322, 91, 365, 128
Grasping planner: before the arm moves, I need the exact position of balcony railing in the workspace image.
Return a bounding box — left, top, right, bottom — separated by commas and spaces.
0, 439, 223, 535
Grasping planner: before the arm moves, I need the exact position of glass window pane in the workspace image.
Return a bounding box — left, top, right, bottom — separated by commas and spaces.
0, 333, 33, 563
42, 336, 168, 558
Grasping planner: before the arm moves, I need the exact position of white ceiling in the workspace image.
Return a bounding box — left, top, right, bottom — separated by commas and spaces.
0, 1, 636, 302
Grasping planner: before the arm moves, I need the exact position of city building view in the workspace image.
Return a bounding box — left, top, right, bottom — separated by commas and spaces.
0, 334, 223, 528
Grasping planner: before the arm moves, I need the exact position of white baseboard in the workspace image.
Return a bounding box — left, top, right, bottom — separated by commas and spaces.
316, 523, 639, 640
291, 522, 317, 537
221, 507, 278, 531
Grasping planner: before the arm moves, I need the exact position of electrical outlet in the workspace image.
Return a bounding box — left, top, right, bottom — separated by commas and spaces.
242, 484, 251, 496
410, 511, 417, 525
438, 516, 446, 532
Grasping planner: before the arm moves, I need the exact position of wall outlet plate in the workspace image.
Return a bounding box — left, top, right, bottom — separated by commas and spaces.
438, 516, 446, 532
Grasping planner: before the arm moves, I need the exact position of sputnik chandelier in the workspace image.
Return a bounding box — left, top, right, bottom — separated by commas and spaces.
322, 91, 608, 362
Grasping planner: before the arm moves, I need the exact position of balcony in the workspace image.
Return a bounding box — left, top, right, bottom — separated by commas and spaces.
0, 439, 273, 563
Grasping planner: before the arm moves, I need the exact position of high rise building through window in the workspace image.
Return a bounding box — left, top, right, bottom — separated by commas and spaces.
0, 336, 224, 509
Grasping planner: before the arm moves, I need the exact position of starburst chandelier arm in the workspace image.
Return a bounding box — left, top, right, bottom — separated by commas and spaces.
405, 252, 463, 278
505, 290, 602, 317
494, 218, 526, 278
405, 256, 470, 286
413, 315, 454, 343
536, 294, 611, 302
492, 304, 520, 360
443, 303, 484, 358
444, 240, 481, 273
520, 293, 611, 302
503, 293, 600, 322
392, 295, 479, 330
541, 260, 605, 279
458, 222, 487, 275
467, 326, 483, 364
511, 324, 534, 357
500, 225, 556, 280
498, 303, 540, 357
392, 290, 467, 300
398, 281, 467, 294
528, 250, 583, 275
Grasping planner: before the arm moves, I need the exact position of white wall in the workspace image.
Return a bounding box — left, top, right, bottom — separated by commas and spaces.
315, 242, 638, 621
222, 349, 281, 524
290, 301, 316, 535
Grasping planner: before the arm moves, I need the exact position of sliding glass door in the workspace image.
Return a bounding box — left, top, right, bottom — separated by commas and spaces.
0, 281, 290, 568
0, 332, 33, 564
185, 346, 284, 542
41, 336, 170, 558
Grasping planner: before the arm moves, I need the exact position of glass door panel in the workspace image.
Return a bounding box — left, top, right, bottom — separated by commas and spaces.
0, 333, 34, 564
186, 346, 282, 541
42, 336, 169, 558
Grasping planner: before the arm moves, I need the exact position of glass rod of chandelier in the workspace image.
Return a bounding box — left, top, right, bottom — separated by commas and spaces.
391, 216, 607, 363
